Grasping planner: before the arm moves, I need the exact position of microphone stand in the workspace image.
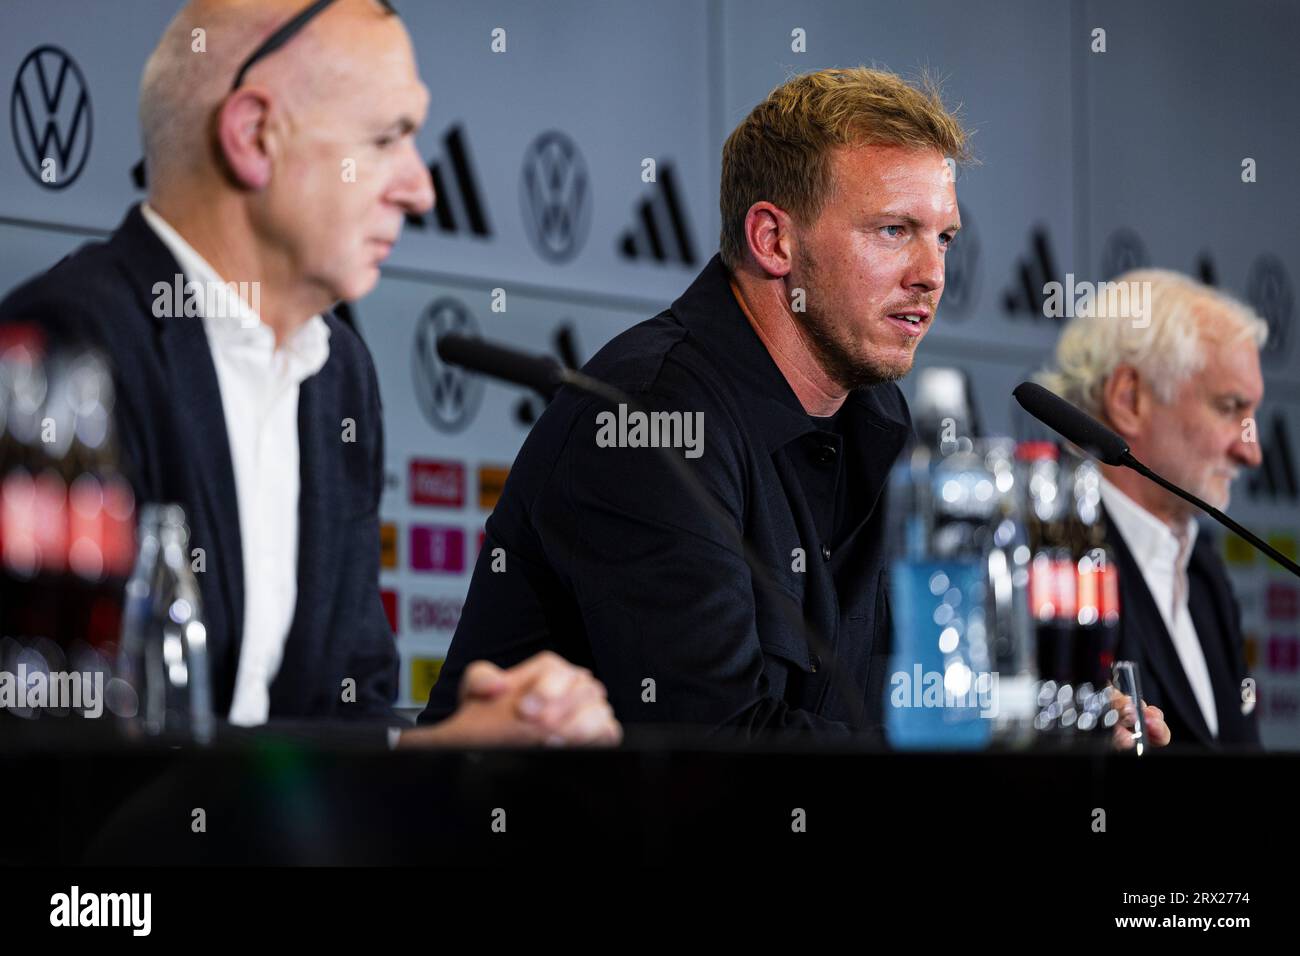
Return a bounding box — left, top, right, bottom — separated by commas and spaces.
1120, 451, 1300, 578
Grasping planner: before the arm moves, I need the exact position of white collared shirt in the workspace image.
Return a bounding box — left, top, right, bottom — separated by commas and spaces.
141, 203, 331, 727
1099, 476, 1219, 737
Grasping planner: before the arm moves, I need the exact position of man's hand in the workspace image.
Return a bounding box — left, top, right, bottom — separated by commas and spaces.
398, 652, 622, 748
1110, 691, 1171, 751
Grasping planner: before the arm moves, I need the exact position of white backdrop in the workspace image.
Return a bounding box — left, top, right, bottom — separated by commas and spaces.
2, 0, 1296, 743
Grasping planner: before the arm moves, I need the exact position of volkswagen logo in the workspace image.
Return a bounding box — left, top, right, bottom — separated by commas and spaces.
10, 45, 92, 190
411, 298, 484, 434
1247, 254, 1293, 365
520, 131, 590, 263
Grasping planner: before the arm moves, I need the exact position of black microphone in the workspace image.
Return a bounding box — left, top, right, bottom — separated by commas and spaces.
1014, 382, 1300, 578
436, 334, 565, 397
1013, 382, 1130, 465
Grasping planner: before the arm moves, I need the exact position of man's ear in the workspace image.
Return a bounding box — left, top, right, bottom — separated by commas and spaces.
1101, 365, 1145, 440
743, 201, 795, 279
215, 89, 274, 190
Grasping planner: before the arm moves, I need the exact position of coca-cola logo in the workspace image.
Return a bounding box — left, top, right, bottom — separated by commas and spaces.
409, 459, 464, 507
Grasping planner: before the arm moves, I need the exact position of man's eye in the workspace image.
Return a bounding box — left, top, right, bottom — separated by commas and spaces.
939, 232, 954, 248
375, 136, 396, 149
880, 225, 905, 238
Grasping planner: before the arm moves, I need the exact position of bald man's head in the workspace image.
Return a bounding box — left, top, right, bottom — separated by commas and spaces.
139, 0, 434, 306
140, 0, 404, 190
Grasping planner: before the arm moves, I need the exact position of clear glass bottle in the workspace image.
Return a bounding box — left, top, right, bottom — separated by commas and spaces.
117, 504, 213, 744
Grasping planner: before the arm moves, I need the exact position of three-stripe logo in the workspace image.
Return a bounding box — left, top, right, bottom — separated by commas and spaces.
407, 124, 493, 238
617, 162, 697, 267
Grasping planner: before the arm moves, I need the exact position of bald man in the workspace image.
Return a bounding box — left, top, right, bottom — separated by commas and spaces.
0, 0, 619, 747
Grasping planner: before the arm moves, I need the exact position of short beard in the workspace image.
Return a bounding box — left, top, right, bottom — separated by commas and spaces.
1194, 473, 1232, 512
793, 252, 913, 390
1167, 457, 1232, 514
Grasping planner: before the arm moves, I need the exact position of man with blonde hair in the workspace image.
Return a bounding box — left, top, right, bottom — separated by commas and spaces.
423, 67, 968, 737
1040, 269, 1267, 748
0, 0, 619, 747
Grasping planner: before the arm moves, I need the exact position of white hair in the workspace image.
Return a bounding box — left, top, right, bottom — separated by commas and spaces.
1037, 269, 1268, 419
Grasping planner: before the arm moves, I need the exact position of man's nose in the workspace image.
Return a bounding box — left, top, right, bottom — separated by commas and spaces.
1233, 426, 1264, 469
906, 239, 945, 294
391, 140, 435, 216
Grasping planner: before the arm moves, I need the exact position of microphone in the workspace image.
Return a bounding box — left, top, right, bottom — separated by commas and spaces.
437, 332, 875, 734
437, 334, 630, 408
1012, 382, 1130, 465
436, 334, 565, 397
1014, 382, 1300, 578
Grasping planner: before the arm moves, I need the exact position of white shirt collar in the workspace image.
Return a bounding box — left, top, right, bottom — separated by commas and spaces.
1098, 474, 1198, 575
139, 202, 330, 379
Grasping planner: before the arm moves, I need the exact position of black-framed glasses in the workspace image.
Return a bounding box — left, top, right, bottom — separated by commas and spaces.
230, 0, 397, 92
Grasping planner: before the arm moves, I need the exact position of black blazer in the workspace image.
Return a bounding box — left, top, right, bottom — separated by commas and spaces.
0, 205, 398, 723
1104, 507, 1260, 749
420, 253, 912, 739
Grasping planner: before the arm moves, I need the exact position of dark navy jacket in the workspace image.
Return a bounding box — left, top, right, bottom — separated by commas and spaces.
0, 205, 398, 723
1105, 511, 1261, 749
421, 254, 912, 738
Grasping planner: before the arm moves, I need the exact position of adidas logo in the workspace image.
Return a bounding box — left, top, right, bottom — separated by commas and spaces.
1195, 252, 1217, 287
516, 323, 582, 427
1248, 415, 1299, 502
617, 162, 696, 267
407, 124, 492, 238
1002, 226, 1061, 320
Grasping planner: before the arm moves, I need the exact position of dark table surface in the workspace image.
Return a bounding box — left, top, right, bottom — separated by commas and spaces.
1, 718, 1290, 870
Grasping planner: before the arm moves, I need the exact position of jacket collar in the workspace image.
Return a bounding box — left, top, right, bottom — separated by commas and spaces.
669, 254, 913, 456
109, 203, 247, 671
1102, 502, 1217, 747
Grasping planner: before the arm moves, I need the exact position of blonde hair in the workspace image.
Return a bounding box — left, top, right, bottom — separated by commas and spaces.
719, 66, 971, 269
1038, 269, 1269, 418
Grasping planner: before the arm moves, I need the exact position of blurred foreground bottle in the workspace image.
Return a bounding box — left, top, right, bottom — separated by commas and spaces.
1021, 443, 1122, 739
117, 504, 213, 744
0, 329, 135, 720
885, 368, 1026, 749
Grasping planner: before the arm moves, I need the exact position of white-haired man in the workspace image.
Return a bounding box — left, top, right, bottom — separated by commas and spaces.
1041, 269, 1266, 748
